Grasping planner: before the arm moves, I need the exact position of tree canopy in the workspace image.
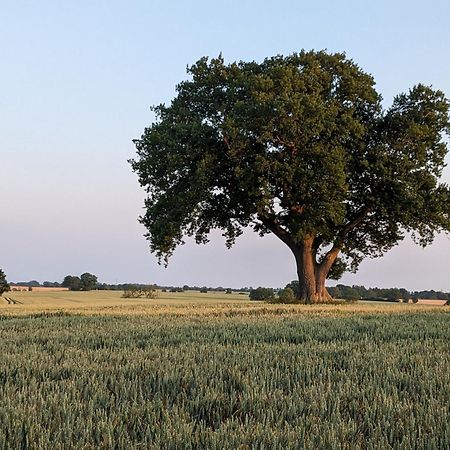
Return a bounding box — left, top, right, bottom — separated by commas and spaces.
131, 50, 450, 303
62, 273, 98, 291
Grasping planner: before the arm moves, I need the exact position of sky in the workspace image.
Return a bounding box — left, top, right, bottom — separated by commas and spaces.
1, 0, 450, 290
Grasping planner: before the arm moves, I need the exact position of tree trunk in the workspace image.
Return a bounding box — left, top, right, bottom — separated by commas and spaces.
292, 238, 335, 304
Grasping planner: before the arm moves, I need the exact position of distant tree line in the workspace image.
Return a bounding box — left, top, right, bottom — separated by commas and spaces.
327, 284, 450, 302
249, 281, 450, 303
6, 273, 450, 304
6, 279, 250, 294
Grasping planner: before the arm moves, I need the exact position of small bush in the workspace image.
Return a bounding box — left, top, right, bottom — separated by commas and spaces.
249, 287, 275, 301
276, 287, 297, 304
123, 286, 158, 299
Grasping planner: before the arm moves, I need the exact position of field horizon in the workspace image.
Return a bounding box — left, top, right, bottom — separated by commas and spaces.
0, 289, 447, 317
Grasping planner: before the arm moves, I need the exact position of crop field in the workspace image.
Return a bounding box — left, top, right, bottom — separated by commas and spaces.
0, 293, 448, 449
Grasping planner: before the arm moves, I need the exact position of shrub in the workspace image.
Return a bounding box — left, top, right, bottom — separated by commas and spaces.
276, 287, 297, 304
249, 287, 275, 301
123, 285, 158, 299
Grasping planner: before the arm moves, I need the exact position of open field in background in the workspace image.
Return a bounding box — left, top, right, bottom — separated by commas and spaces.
0, 292, 448, 448
0, 289, 447, 317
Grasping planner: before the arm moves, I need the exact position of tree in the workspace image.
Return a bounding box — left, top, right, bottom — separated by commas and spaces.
0, 269, 10, 296
277, 287, 296, 304
131, 51, 450, 303
62, 275, 81, 291
249, 287, 274, 301
80, 273, 98, 291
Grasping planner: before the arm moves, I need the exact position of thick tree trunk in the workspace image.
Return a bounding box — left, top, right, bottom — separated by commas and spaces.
258, 216, 339, 304
292, 238, 336, 304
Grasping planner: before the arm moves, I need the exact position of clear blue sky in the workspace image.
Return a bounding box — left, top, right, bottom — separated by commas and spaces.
1, 0, 450, 289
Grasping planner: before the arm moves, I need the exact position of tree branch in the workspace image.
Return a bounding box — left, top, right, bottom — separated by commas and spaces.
340, 205, 372, 237
318, 205, 372, 273
273, 134, 297, 155
258, 215, 297, 251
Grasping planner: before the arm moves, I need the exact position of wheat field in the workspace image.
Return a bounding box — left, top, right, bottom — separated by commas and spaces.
0, 291, 448, 448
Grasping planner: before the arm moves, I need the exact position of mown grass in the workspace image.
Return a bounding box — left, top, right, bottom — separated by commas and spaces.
0, 304, 448, 449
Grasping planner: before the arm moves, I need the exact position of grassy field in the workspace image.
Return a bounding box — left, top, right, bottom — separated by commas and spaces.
1, 289, 444, 316
0, 291, 448, 448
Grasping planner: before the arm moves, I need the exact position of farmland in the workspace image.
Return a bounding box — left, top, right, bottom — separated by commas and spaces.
0, 292, 449, 448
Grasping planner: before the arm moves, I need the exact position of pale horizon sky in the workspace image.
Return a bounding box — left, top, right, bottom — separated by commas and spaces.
1, 0, 450, 290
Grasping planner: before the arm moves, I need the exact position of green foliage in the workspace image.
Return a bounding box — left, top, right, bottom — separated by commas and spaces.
169, 287, 184, 293
277, 287, 297, 304
412, 290, 450, 301
249, 287, 275, 301
62, 275, 82, 291
0, 312, 448, 448
328, 285, 416, 301
80, 272, 98, 291
63, 273, 98, 291
285, 281, 300, 297
131, 50, 450, 282
122, 285, 158, 299
0, 269, 10, 296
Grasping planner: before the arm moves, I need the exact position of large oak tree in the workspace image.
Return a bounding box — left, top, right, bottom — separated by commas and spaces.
131, 51, 450, 303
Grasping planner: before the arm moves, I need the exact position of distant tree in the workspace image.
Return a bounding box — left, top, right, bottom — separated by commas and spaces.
0, 269, 10, 296
43, 281, 60, 287
122, 285, 141, 298
336, 284, 361, 300
385, 288, 402, 302
285, 281, 301, 298
131, 51, 450, 304
80, 273, 98, 291
277, 287, 296, 304
399, 288, 411, 302
327, 286, 342, 299
249, 287, 275, 301
62, 275, 82, 291
169, 287, 184, 292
